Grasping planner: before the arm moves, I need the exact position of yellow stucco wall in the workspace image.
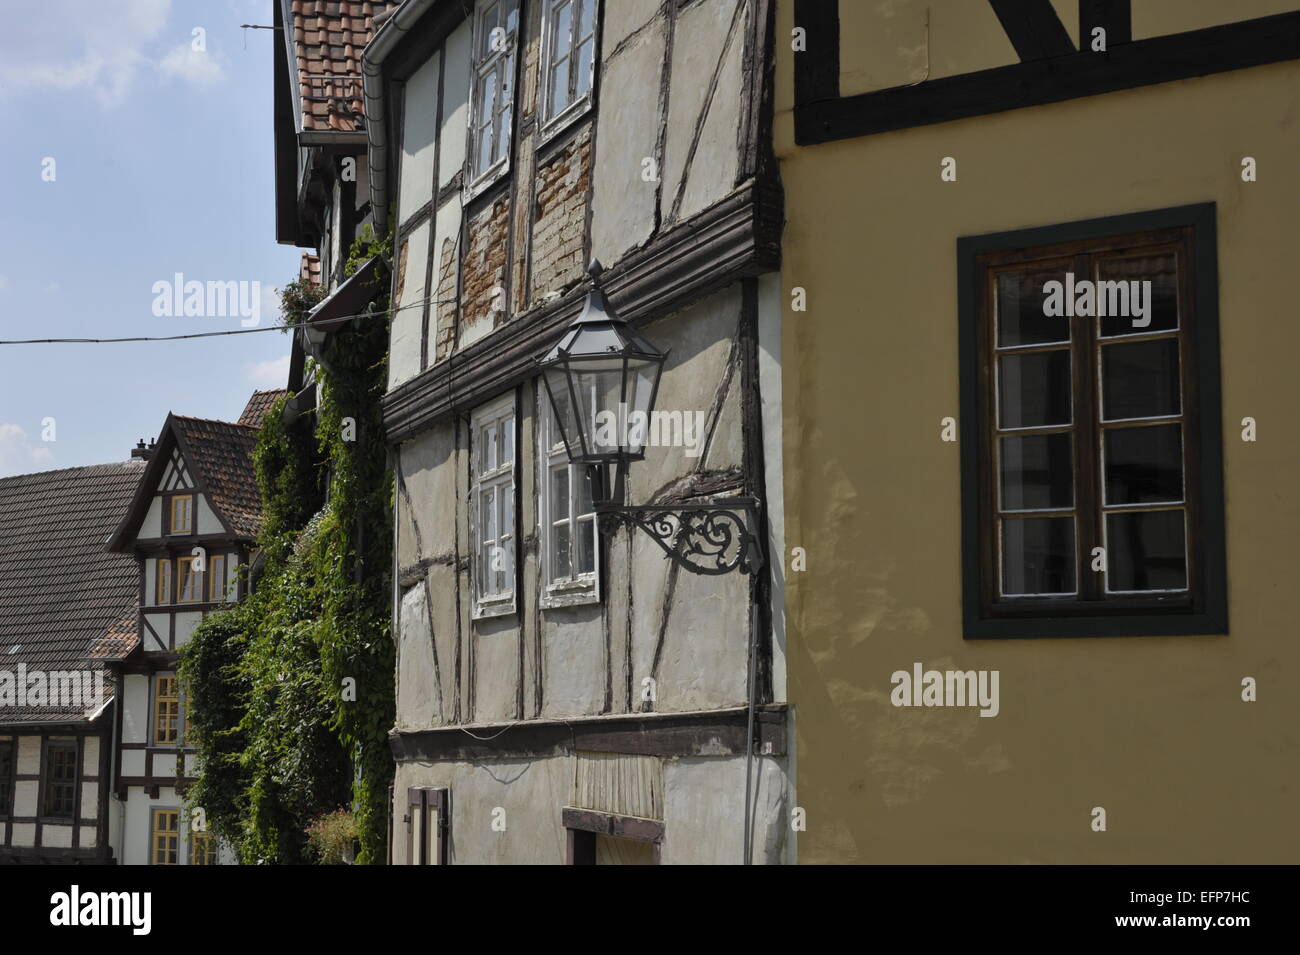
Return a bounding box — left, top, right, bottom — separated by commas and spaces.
775, 3, 1300, 862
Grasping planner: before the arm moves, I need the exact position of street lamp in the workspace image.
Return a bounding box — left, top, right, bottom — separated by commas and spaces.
538, 262, 762, 575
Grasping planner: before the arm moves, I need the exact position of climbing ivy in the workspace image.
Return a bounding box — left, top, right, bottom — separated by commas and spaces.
181, 229, 393, 863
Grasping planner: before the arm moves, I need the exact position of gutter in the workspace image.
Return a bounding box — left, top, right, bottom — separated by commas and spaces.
362, 0, 442, 235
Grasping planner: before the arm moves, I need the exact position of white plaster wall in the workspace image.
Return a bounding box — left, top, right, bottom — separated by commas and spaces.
173, 611, 203, 648
42, 824, 73, 848
153, 753, 177, 777
399, 51, 441, 224
591, 10, 665, 263
389, 221, 431, 389
439, 21, 472, 190
195, 495, 222, 535
121, 786, 182, 866
123, 674, 149, 744
80, 782, 98, 820
141, 613, 168, 648
13, 780, 37, 817
121, 750, 145, 776
141, 497, 163, 538
392, 752, 790, 864
660, 0, 745, 223
16, 735, 40, 774
82, 735, 100, 775
144, 559, 157, 606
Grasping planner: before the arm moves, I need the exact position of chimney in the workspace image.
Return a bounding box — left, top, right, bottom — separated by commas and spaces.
131, 439, 154, 461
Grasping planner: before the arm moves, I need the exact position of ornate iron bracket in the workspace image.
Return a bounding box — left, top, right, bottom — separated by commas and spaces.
596, 498, 764, 576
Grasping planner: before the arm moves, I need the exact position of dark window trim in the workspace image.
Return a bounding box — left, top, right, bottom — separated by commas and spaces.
40, 738, 79, 822
793, 6, 1300, 145
958, 202, 1227, 638
0, 737, 14, 818
406, 786, 449, 865
562, 807, 663, 864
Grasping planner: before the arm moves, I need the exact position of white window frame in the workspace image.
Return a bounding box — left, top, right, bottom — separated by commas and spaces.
470, 394, 517, 619
466, 0, 521, 197
539, 0, 599, 141
538, 383, 600, 608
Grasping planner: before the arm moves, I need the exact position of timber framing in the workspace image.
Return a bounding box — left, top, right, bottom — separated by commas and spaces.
390, 703, 788, 761
382, 178, 782, 442
793, 4, 1300, 145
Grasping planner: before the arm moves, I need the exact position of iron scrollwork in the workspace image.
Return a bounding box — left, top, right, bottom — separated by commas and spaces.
597, 500, 763, 576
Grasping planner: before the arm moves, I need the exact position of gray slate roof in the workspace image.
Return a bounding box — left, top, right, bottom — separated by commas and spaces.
0, 461, 144, 725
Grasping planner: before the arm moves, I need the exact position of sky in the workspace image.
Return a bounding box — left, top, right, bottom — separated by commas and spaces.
0, 0, 304, 477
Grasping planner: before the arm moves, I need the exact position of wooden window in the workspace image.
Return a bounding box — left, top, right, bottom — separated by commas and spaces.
0, 739, 13, 817
471, 395, 516, 618
563, 807, 662, 865
169, 494, 194, 535
468, 0, 520, 188
153, 674, 180, 745
176, 555, 202, 603
209, 553, 227, 601
155, 557, 173, 605
540, 0, 597, 134
406, 787, 449, 865
539, 386, 599, 605
960, 204, 1227, 638
151, 808, 179, 865
42, 740, 77, 819
190, 831, 218, 865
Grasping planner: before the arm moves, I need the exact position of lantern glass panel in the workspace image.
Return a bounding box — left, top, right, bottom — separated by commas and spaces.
571, 357, 628, 460
543, 364, 583, 457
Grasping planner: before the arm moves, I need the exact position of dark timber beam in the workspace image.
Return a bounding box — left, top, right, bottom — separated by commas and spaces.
988, 0, 1075, 60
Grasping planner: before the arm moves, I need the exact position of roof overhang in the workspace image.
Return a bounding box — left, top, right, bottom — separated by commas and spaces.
306, 254, 388, 333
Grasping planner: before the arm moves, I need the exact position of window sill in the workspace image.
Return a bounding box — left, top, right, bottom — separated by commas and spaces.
964, 607, 1227, 639
537, 98, 592, 150
473, 598, 516, 621
463, 160, 511, 206
541, 579, 600, 610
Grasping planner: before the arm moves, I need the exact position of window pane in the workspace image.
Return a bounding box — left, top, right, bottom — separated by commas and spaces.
500, 416, 514, 464
554, 1, 574, 57
480, 488, 496, 543
1104, 423, 1183, 505
1097, 252, 1178, 338
1102, 338, 1180, 420
998, 350, 1071, 429
575, 38, 595, 97
479, 2, 500, 57
999, 433, 1073, 511
578, 0, 595, 38
550, 59, 570, 116
1106, 509, 1187, 591
505, 0, 518, 35
996, 270, 1070, 347
553, 522, 572, 580
482, 423, 497, 472
576, 465, 593, 516
576, 516, 596, 575
551, 464, 569, 520
1002, 517, 1075, 595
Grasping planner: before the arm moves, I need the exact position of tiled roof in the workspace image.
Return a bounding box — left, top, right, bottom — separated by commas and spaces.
301, 252, 322, 286
0, 461, 144, 724
289, 0, 400, 132
173, 417, 263, 539
88, 607, 141, 663
238, 389, 290, 427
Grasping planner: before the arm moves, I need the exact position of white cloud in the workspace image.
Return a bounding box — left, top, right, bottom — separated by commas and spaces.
157, 43, 226, 87
0, 424, 56, 478
245, 355, 291, 390
0, 1, 171, 106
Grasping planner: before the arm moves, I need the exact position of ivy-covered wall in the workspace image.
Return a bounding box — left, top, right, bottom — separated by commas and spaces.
181, 239, 394, 864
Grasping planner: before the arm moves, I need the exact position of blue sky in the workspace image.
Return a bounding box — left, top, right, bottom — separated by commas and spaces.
0, 0, 304, 476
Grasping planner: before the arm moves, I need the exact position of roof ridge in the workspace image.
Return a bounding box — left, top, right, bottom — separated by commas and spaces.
172, 413, 260, 431
0, 459, 145, 485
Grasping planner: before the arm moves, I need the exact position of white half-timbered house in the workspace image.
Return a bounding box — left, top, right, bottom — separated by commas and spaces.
103, 395, 278, 865
364, 0, 788, 864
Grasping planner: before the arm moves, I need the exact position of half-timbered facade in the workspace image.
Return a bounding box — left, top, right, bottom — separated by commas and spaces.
104, 402, 272, 865
366, 0, 787, 863
0, 460, 144, 864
